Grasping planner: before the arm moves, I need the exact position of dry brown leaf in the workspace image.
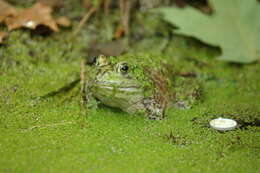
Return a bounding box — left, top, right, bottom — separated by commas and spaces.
37, 0, 64, 8
0, 1, 71, 42
4, 2, 60, 32
0, 31, 8, 43
56, 17, 71, 27
0, 0, 17, 23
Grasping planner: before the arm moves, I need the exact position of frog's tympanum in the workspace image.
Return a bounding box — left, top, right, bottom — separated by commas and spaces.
84, 54, 200, 120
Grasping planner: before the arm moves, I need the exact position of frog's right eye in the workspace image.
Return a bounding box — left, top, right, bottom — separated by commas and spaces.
116, 62, 129, 74
96, 55, 109, 67
120, 64, 128, 73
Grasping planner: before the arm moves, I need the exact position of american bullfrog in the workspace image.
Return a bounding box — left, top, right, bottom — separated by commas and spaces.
84, 54, 201, 120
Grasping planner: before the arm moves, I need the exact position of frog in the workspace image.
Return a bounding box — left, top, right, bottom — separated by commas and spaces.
83, 54, 201, 120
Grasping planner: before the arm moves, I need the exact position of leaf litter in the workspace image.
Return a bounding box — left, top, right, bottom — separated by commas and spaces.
0, 0, 71, 43
0, 31, 8, 43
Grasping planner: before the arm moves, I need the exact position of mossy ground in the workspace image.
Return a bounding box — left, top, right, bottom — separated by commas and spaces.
0, 1, 260, 173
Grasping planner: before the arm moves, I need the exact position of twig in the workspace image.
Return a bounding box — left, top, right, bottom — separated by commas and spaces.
73, 6, 97, 36
119, 0, 131, 36
119, 0, 124, 17
104, 0, 112, 16
80, 59, 87, 106
21, 121, 76, 132
124, 0, 131, 35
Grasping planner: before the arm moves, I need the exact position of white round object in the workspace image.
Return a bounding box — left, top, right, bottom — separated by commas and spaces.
210, 117, 237, 131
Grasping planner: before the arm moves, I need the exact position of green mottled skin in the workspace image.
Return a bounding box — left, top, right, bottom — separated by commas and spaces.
85, 54, 200, 119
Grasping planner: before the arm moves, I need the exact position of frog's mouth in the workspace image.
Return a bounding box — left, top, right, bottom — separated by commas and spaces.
97, 85, 142, 92
95, 73, 143, 93
94, 79, 142, 93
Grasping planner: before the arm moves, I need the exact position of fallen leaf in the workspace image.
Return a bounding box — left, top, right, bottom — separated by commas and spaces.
0, 31, 8, 43
174, 0, 213, 14
4, 2, 59, 32
158, 0, 260, 63
56, 17, 71, 27
37, 0, 64, 8
0, 0, 17, 23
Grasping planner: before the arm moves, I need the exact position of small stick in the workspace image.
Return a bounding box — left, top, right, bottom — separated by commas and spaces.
73, 6, 97, 36
104, 0, 112, 16
119, 0, 124, 17
119, 0, 131, 36
22, 121, 75, 131
80, 59, 86, 105
123, 0, 131, 35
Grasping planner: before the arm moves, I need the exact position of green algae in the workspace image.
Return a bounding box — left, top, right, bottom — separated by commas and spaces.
0, 2, 260, 173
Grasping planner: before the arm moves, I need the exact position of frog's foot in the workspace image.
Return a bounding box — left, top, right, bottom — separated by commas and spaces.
125, 100, 146, 115
143, 98, 164, 120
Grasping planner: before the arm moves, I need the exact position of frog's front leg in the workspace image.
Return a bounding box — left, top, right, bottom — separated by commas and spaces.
143, 98, 164, 120
124, 98, 163, 120
83, 82, 99, 110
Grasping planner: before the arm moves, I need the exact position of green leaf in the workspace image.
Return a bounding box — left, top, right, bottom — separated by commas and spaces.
157, 0, 260, 63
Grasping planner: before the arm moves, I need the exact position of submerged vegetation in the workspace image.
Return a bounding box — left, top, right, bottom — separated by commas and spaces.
0, 0, 259, 172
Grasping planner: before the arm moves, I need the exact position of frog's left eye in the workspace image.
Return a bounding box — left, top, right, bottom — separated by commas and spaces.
116, 62, 129, 74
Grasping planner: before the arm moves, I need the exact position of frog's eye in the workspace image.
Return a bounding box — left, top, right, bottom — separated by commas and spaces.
116, 62, 129, 74
96, 55, 109, 67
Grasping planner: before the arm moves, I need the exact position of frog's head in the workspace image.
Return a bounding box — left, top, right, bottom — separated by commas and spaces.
88, 55, 166, 119
92, 55, 146, 94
